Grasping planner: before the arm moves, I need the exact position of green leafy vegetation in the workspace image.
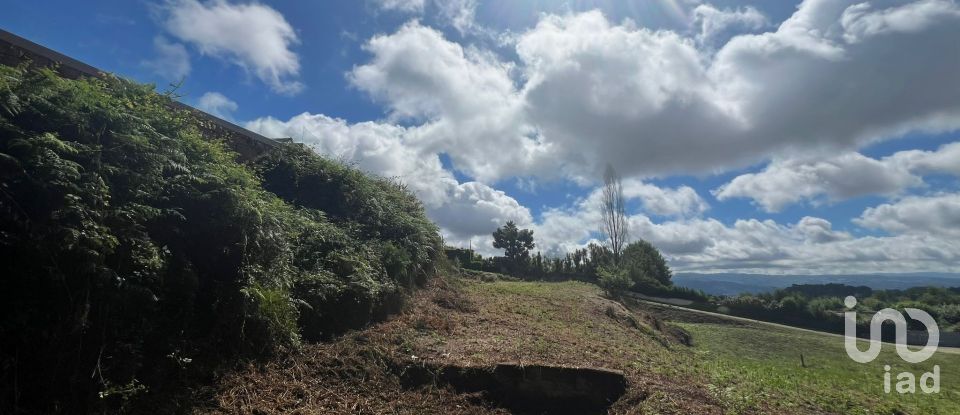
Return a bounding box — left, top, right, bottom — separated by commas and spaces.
0, 65, 440, 413
718, 284, 960, 336
490, 220, 534, 273
598, 265, 632, 296
450, 222, 710, 302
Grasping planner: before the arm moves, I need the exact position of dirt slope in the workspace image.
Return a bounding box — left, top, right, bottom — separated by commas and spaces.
193, 275, 767, 414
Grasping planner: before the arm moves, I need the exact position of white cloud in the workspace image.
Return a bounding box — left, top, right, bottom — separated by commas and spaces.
143, 36, 191, 80
840, 0, 960, 43
522, 187, 955, 273
196, 91, 238, 120
374, 0, 426, 14
713, 153, 921, 212
521, 179, 708, 256
622, 179, 709, 217
349, 2, 960, 186
348, 21, 545, 182
233, 1, 960, 273
795, 216, 853, 243
247, 112, 446, 205
691, 4, 769, 46
886, 141, 960, 176
349, 22, 513, 121
245, 113, 531, 253
528, 152, 959, 272
855, 193, 960, 237
373, 0, 480, 35
436, 0, 479, 35
631, 215, 957, 273
713, 142, 960, 212
516, 10, 722, 181
245, 110, 959, 272
520, 2, 960, 180
428, 181, 533, 241
159, 0, 303, 94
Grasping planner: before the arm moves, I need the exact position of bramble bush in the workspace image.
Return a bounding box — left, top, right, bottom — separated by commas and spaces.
0, 65, 440, 413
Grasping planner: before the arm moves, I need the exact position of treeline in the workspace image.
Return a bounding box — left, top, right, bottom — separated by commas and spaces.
719, 284, 960, 334
0, 66, 441, 413
446, 221, 709, 302
447, 242, 611, 282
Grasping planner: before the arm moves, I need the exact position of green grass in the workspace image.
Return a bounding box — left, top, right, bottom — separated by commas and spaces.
396, 278, 960, 414
679, 322, 960, 414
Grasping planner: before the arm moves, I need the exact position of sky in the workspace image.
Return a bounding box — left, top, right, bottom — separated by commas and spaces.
3, 0, 959, 274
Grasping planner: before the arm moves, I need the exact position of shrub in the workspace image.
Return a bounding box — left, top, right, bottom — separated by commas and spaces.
621, 240, 672, 286
806, 296, 844, 319
598, 266, 633, 297
0, 65, 441, 413
627, 275, 710, 302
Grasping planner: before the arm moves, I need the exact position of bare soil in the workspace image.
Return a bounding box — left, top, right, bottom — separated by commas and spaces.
192, 276, 776, 414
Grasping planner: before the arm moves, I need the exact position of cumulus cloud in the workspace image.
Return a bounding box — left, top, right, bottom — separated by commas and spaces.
196, 91, 238, 120
159, 0, 303, 94
712, 153, 921, 212
244, 112, 958, 273
230, 1, 960, 273
374, 0, 426, 14
529, 180, 705, 255
855, 193, 960, 237
525, 188, 954, 273
245, 113, 531, 252
143, 36, 191, 80
795, 216, 853, 243
350, 1, 960, 185
691, 4, 769, 46
622, 179, 709, 217
245, 109, 715, 261
435, 0, 479, 35
631, 215, 956, 273
428, 182, 533, 241
840, 0, 960, 43
886, 141, 960, 175
516, 11, 723, 181
348, 21, 544, 182
713, 142, 960, 211
524, 2, 960, 180
349, 22, 513, 121
373, 0, 480, 35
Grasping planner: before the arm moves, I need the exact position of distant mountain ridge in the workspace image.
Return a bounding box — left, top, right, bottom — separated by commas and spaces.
674, 272, 960, 296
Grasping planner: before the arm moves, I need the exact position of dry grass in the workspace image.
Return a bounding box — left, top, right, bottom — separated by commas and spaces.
193, 276, 772, 414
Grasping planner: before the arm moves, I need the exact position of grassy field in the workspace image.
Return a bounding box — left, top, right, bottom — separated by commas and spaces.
676, 322, 960, 414
200, 277, 960, 414
467, 279, 960, 414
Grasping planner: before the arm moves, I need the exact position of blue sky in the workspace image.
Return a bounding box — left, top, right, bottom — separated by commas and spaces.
3, 0, 959, 274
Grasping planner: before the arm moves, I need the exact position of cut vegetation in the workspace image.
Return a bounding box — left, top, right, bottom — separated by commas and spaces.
197, 274, 960, 414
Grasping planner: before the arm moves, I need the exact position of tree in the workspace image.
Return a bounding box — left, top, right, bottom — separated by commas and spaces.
598, 266, 632, 297
621, 240, 672, 286
492, 221, 535, 270
601, 164, 628, 263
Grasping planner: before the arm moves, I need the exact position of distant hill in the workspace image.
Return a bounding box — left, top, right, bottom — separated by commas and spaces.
674, 272, 960, 296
